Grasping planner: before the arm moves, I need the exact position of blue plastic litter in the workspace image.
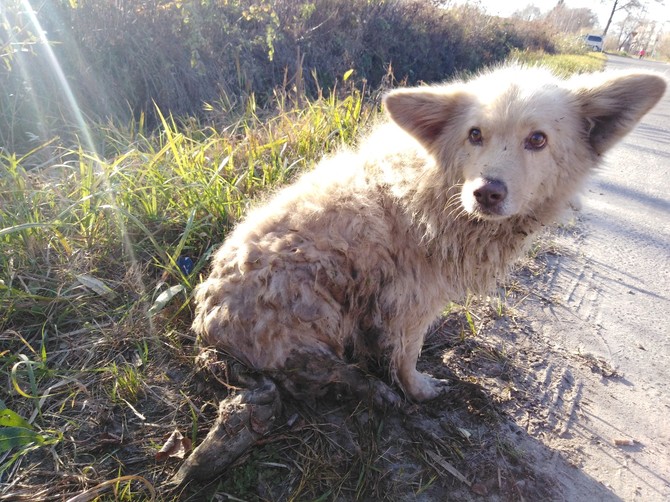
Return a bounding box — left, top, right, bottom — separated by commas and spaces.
177, 256, 194, 275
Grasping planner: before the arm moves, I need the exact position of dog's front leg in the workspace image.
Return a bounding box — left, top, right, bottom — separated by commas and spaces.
395, 330, 449, 401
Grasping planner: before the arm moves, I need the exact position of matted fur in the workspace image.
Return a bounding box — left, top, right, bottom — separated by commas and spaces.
193, 65, 666, 402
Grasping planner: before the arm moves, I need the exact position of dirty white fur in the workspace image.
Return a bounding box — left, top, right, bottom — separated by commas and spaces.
193, 65, 666, 402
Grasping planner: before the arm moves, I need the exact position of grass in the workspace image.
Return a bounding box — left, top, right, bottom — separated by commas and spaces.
511, 49, 607, 75
0, 50, 605, 500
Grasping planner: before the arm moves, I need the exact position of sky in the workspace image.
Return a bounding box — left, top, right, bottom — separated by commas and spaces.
453, 0, 670, 29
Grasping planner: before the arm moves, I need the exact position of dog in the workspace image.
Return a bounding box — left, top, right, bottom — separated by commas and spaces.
192, 65, 666, 404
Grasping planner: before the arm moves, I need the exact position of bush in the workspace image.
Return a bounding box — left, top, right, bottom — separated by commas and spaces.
0, 0, 558, 155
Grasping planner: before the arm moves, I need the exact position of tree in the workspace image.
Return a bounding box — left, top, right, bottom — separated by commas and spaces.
614, 12, 644, 49
545, 4, 598, 33
654, 31, 670, 60
602, 0, 663, 36
512, 4, 542, 21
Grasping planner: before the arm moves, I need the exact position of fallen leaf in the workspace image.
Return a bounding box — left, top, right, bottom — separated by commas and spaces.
76, 274, 116, 298
457, 427, 472, 440
0, 408, 33, 429
156, 430, 192, 461
426, 450, 471, 486
148, 285, 186, 316
471, 482, 488, 496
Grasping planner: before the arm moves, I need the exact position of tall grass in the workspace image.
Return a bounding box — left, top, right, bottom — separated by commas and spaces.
1, 85, 371, 332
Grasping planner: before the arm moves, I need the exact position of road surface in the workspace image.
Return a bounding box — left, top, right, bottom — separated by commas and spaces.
520, 54, 670, 501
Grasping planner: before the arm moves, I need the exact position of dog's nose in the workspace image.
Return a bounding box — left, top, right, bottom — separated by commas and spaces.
473, 179, 507, 208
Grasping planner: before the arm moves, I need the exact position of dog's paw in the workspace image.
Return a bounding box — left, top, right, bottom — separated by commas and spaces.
403, 371, 450, 402
569, 194, 583, 211
369, 379, 403, 408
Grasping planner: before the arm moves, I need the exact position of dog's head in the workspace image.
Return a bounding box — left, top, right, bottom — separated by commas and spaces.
383, 66, 667, 221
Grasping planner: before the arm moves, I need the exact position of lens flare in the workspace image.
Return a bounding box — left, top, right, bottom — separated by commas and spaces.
6, 1, 151, 329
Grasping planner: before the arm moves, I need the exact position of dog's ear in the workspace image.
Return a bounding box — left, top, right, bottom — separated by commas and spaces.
575, 72, 666, 155
383, 87, 472, 151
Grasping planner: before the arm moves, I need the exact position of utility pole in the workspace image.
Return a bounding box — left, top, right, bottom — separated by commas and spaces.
603, 0, 619, 36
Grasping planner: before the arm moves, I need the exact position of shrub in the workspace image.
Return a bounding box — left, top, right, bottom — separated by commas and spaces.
0, 0, 558, 155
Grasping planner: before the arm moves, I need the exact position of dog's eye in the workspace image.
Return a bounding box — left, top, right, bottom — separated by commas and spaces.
468, 128, 483, 145
526, 131, 547, 150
